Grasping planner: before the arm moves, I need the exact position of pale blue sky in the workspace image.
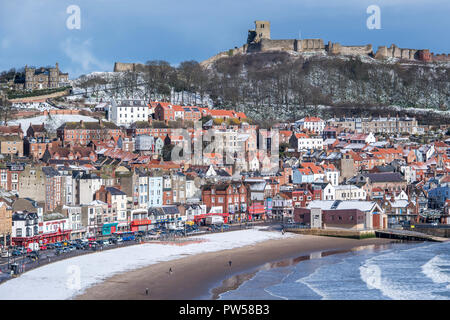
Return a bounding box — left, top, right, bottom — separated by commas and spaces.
0, 0, 448, 78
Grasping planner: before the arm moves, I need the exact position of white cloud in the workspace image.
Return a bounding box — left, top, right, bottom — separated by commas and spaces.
60, 37, 110, 76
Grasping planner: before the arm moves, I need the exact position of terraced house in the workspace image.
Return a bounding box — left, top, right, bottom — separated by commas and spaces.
57, 120, 121, 146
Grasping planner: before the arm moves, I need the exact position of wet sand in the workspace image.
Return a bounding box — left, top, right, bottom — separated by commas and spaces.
74, 234, 397, 300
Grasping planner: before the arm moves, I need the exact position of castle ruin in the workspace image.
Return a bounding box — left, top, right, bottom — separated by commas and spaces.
199, 21, 450, 67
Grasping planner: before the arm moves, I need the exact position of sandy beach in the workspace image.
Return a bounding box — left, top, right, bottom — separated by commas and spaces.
75, 234, 397, 300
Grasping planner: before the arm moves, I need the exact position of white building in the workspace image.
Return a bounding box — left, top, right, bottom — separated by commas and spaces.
106, 187, 128, 221
63, 205, 83, 238
109, 99, 150, 126
135, 135, 154, 152
138, 173, 163, 208
323, 164, 339, 186
11, 211, 39, 238
334, 185, 367, 200
296, 117, 326, 134
295, 133, 323, 151
400, 165, 418, 183
323, 183, 335, 200
78, 173, 103, 205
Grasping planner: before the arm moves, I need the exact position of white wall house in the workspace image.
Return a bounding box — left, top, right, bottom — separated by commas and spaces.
324, 167, 339, 186
138, 175, 163, 208
296, 133, 324, 151
400, 165, 417, 183
107, 187, 127, 221
296, 117, 326, 134
135, 135, 154, 152
334, 185, 366, 200
323, 183, 335, 200
78, 174, 103, 205
109, 99, 149, 126
11, 212, 39, 238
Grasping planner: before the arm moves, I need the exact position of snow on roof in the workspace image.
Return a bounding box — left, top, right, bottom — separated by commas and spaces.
390, 200, 409, 208
307, 200, 378, 212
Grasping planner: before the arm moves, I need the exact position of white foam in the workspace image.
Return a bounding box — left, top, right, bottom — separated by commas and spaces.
359, 250, 445, 300
422, 255, 450, 289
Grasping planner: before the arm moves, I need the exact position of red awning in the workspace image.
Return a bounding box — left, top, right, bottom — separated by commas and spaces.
249, 203, 265, 214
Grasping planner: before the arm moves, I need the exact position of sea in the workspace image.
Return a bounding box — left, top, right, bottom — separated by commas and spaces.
217, 241, 450, 300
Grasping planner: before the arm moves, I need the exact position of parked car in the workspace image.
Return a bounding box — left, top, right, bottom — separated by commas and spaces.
11, 250, 22, 256
16, 247, 26, 254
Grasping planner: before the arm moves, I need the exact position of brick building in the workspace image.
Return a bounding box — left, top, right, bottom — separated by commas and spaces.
201, 183, 248, 222
57, 120, 122, 146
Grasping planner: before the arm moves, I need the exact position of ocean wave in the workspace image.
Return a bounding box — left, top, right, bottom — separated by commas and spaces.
359, 243, 449, 300
422, 255, 450, 289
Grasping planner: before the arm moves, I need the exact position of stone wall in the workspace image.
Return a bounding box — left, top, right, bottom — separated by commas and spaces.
297, 39, 325, 51
328, 42, 373, 56
259, 39, 296, 52
113, 62, 149, 72
256, 38, 325, 53
375, 45, 418, 60
199, 46, 246, 68
432, 53, 450, 62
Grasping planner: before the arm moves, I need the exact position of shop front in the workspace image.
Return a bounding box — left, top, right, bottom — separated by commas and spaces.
12, 229, 72, 247
102, 223, 118, 236
193, 212, 229, 225
248, 202, 266, 221
130, 219, 152, 232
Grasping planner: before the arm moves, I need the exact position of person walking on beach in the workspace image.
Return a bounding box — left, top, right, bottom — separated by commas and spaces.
228, 260, 232, 268
169, 267, 173, 275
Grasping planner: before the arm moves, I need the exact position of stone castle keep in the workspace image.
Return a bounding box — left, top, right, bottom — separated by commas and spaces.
114, 21, 450, 71
198, 21, 450, 67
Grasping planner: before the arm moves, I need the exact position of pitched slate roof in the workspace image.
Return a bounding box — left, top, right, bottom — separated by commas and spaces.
365, 172, 405, 183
